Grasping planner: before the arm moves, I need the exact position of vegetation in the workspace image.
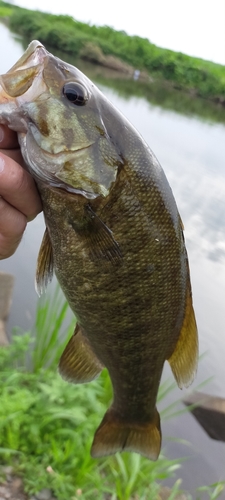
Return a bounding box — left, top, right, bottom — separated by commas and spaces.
1, 1, 225, 103
0, 3, 11, 16
72, 57, 225, 125
0, 288, 224, 499
0, 338, 183, 499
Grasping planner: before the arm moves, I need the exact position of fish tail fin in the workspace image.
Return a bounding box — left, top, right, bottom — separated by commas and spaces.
91, 407, 161, 460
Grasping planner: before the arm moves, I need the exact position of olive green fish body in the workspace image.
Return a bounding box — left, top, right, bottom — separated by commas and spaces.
0, 41, 198, 460
39, 148, 188, 445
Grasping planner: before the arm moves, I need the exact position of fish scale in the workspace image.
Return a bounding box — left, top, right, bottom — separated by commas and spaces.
0, 40, 198, 460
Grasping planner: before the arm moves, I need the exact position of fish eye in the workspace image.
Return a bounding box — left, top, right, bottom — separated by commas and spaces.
63, 82, 88, 106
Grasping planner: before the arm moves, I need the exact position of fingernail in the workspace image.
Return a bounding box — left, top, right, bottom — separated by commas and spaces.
0, 155, 5, 173
0, 125, 4, 143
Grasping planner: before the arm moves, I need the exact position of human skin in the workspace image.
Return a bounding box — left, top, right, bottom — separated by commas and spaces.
0, 125, 42, 259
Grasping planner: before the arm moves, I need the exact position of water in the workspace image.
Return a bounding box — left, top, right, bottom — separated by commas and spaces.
1, 24, 225, 496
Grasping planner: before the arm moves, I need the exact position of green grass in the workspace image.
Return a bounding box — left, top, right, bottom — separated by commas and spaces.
0, 289, 224, 499
0, 334, 183, 499
31, 285, 74, 372
0, 5, 11, 16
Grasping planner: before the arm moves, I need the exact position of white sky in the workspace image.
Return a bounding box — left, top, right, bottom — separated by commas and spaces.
10, 0, 225, 65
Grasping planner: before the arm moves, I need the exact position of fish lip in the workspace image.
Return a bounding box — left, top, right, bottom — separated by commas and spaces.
0, 41, 49, 104
28, 41, 49, 67
8, 40, 48, 73
27, 40, 45, 55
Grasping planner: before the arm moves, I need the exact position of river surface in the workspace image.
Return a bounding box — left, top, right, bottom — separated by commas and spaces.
1, 23, 225, 497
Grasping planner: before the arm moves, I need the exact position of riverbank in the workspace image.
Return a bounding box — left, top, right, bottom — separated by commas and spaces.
0, 0, 225, 104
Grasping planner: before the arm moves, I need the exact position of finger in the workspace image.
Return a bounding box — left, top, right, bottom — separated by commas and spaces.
0, 125, 24, 165
0, 197, 27, 259
0, 147, 24, 165
0, 124, 19, 149
0, 153, 42, 221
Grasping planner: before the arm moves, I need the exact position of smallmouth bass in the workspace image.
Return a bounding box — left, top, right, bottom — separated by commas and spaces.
0, 41, 198, 460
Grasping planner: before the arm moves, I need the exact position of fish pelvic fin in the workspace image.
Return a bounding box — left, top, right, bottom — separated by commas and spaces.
35, 228, 54, 296
59, 323, 103, 384
168, 277, 198, 389
91, 407, 161, 461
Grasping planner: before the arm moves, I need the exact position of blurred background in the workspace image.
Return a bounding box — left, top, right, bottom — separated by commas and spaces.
8, 0, 225, 64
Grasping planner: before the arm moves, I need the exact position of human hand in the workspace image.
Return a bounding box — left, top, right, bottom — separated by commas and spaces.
0, 125, 42, 259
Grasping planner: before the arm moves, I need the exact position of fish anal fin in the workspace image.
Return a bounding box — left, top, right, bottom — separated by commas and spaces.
168, 280, 198, 389
35, 227, 54, 297
59, 323, 103, 384
91, 407, 161, 461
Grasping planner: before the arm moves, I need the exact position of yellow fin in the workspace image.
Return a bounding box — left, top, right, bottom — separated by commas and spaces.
59, 324, 103, 384
168, 279, 198, 389
91, 407, 161, 461
179, 213, 184, 230
35, 228, 54, 297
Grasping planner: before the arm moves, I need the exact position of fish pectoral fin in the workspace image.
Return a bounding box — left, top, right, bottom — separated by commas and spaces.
85, 204, 122, 264
168, 278, 198, 389
91, 407, 161, 461
59, 323, 104, 384
35, 227, 54, 297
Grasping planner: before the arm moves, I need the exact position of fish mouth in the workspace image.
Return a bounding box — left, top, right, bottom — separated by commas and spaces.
7, 40, 47, 73
0, 40, 49, 105
0, 41, 117, 200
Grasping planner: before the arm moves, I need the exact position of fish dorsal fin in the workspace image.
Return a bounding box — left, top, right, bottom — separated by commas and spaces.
59, 323, 104, 384
35, 228, 54, 297
85, 204, 122, 264
168, 277, 198, 389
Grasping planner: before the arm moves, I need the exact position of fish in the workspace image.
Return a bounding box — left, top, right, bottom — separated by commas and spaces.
0, 40, 198, 460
